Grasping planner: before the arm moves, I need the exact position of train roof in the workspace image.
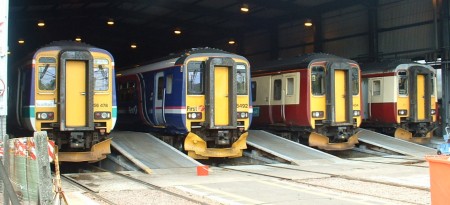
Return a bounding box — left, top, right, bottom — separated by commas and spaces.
118, 47, 248, 75
360, 59, 434, 75
252, 53, 358, 73
35, 40, 107, 52
14, 41, 113, 68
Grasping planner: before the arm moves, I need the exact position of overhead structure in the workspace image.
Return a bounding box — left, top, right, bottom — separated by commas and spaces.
0, 0, 9, 158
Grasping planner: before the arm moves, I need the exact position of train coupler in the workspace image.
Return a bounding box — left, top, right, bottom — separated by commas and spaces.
184, 132, 248, 159
308, 132, 358, 150
394, 127, 432, 144
58, 138, 112, 162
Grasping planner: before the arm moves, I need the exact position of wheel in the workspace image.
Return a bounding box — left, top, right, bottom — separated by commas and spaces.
437, 150, 442, 155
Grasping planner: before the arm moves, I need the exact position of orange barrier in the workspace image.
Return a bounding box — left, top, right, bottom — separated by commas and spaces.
426, 155, 450, 205
196, 165, 209, 176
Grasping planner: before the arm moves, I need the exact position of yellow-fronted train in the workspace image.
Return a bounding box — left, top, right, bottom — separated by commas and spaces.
115, 48, 252, 159
250, 53, 362, 150
8, 41, 117, 162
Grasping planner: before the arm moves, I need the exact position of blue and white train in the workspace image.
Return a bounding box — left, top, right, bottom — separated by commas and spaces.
116, 48, 252, 159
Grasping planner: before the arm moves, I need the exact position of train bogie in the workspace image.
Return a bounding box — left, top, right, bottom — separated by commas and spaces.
9, 41, 117, 162
116, 48, 251, 159
251, 53, 362, 150
361, 60, 437, 143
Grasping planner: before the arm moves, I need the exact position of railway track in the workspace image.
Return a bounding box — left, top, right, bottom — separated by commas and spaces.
61, 165, 210, 205
219, 160, 428, 205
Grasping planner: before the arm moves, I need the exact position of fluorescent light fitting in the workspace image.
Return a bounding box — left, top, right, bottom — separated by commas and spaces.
107, 19, 114, 25
18, 39, 25, 44
304, 19, 313, 27
75, 37, 82, 42
37, 20, 45, 27
241, 4, 249, 12
131, 44, 137, 48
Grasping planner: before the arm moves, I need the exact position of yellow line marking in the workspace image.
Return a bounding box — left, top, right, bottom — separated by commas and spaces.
192, 184, 263, 204
255, 180, 389, 205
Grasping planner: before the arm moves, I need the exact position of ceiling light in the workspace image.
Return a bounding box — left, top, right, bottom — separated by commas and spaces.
131, 43, 137, 48
174, 28, 181, 35
228, 39, 236, 45
37, 20, 45, 27
304, 19, 313, 27
18, 39, 25, 44
241, 4, 249, 12
107, 19, 114, 25
75, 37, 82, 42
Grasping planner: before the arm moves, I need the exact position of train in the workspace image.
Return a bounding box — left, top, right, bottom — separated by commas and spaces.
115, 48, 251, 159
360, 60, 437, 143
250, 53, 362, 150
8, 41, 117, 162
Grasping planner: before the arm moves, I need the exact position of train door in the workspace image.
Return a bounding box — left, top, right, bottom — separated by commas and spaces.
153, 72, 165, 126
368, 78, 383, 120
334, 70, 347, 123
416, 74, 426, 120
204, 57, 237, 128
66, 60, 87, 127
409, 66, 432, 122
214, 66, 229, 125
270, 75, 284, 123
326, 62, 353, 124
60, 50, 94, 131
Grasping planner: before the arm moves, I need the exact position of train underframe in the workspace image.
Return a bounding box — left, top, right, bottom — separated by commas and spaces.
183, 128, 248, 159
266, 124, 359, 151
393, 122, 435, 144
362, 121, 435, 144
48, 129, 111, 162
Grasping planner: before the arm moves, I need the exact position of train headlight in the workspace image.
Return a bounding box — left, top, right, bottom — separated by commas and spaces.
37, 112, 54, 120
431, 109, 436, 115
353, 110, 360, 116
398, 109, 408, 116
312, 111, 324, 118
187, 112, 202, 119
94, 112, 111, 119
237, 112, 248, 119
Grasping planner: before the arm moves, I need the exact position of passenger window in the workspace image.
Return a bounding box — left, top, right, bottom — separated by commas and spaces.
157, 77, 164, 100
38, 57, 56, 63
187, 61, 204, 94
273, 79, 282, 100
311, 66, 325, 95
38, 64, 56, 90
287, 78, 294, 95
373, 80, 381, 96
94, 65, 109, 91
251, 81, 257, 102
351, 67, 359, 95
237, 64, 248, 95
166, 74, 173, 94
398, 71, 408, 95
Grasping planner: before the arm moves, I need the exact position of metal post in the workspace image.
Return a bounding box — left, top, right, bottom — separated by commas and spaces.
0, 0, 10, 203
441, 0, 450, 130
269, 26, 279, 60
313, 15, 323, 53
368, 0, 379, 61
0, 160, 19, 205
34, 132, 53, 205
